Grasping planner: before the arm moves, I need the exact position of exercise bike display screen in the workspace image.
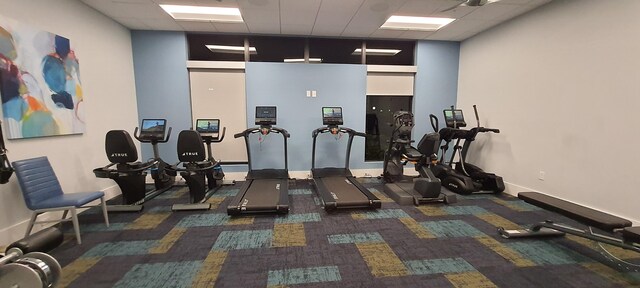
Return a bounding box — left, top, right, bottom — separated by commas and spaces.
255, 106, 277, 125
443, 109, 466, 128
195, 119, 220, 137
140, 119, 166, 139
322, 107, 343, 125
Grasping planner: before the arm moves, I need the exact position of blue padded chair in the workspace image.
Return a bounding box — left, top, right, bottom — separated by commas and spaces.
13, 156, 109, 244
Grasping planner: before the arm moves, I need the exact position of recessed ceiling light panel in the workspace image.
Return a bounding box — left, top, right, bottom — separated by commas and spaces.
206, 45, 256, 54
284, 58, 322, 63
381, 15, 455, 31
160, 5, 243, 22
352, 48, 401, 56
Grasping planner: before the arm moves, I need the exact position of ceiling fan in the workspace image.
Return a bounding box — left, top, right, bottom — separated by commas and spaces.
441, 0, 501, 12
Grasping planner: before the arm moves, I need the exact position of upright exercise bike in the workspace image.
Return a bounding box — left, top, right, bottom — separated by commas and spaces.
383, 111, 455, 205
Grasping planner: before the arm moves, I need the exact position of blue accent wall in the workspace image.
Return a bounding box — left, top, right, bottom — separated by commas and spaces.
131, 31, 191, 163
245, 63, 368, 171
129, 32, 460, 172
413, 41, 460, 141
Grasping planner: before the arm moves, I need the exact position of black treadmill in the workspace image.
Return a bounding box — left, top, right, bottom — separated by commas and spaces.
227, 106, 290, 215
312, 107, 381, 212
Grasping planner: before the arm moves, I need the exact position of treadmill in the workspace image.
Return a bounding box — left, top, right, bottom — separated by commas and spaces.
227, 106, 290, 215
312, 107, 381, 212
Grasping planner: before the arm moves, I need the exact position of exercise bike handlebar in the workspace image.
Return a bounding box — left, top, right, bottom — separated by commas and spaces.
209, 127, 226, 143
133, 127, 172, 143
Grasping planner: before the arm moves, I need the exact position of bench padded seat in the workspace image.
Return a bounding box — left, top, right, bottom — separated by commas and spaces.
518, 192, 632, 232
622, 227, 640, 243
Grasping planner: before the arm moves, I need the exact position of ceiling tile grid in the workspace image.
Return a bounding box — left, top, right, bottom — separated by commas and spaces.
80, 0, 552, 41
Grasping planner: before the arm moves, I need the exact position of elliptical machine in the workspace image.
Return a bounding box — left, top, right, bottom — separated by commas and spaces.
430, 106, 504, 195
93, 119, 175, 212
383, 111, 456, 205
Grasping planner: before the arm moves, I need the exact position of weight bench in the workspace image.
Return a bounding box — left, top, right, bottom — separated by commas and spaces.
498, 192, 640, 253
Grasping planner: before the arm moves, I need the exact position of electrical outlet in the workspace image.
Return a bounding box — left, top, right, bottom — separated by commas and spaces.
311, 90, 317, 97
538, 171, 545, 181
306, 90, 311, 97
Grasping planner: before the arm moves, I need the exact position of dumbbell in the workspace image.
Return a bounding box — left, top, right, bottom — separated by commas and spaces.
0, 227, 63, 288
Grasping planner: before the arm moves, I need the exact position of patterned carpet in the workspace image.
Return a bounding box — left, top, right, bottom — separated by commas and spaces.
49, 178, 640, 287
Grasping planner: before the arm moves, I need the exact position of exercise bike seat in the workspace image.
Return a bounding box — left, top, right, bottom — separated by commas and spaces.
403, 146, 423, 161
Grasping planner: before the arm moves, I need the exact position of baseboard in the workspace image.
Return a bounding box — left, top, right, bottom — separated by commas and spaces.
221, 169, 387, 182
503, 181, 640, 225
502, 181, 542, 197
0, 184, 121, 247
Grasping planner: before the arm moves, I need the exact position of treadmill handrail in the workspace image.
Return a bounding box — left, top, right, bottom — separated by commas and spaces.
234, 127, 290, 138
311, 126, 366, 170
234, 126, 290, 172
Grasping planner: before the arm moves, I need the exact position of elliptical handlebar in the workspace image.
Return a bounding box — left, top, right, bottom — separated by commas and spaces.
430, 114, 439, 132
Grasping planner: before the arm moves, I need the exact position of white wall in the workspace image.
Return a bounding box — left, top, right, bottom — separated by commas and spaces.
457, 0, 640, 223
0, 0, 139, 245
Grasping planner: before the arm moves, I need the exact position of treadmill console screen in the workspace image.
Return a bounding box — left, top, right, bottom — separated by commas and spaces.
443, 109, 466, 128
140, 119, 167, 139
255, 106, 277, 125
322, 107, 343, 126
195, 119, 220, 137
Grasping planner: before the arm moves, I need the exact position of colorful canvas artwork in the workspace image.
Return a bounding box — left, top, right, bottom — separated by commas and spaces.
0, 16, 84, 139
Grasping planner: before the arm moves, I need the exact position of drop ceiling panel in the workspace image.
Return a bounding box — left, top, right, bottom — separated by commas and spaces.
399, 30, 434, 39
280, 0, 321, 25
281, 24, 314, 35
394, 0, 448, 15
241, 7, 280, 34
369, 29, 405, 38
176, 21, 217, 32
139, 19, 183, 30
313, 0, 364, 31
113, 2, 170, 19
464, 3, 520, 20
311, 25, 348, 37
212, 22, 249, 33
114, 17, 152, 30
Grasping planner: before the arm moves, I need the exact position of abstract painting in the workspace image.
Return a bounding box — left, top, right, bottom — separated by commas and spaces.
0, 16, 84, 139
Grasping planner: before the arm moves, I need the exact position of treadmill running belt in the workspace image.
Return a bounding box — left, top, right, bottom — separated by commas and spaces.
322, 176, 369, 206
242, 179, 282, 209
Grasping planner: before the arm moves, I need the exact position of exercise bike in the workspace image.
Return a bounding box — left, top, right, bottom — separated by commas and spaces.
94, 119, 175, 212
383, 111, 456, 205
169, 119, 234, 211
430, 105, 504, 195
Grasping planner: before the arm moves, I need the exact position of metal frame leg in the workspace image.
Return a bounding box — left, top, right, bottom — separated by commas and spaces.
100, 197, 110, 227
25, 212, 38, 237
70, 208, 81, 244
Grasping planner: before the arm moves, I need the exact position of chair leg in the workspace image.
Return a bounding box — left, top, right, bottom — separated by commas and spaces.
25, 212, 38, 238
70, 208, 81, 245
62, 210, 68, 220
100, 197, 110, 227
